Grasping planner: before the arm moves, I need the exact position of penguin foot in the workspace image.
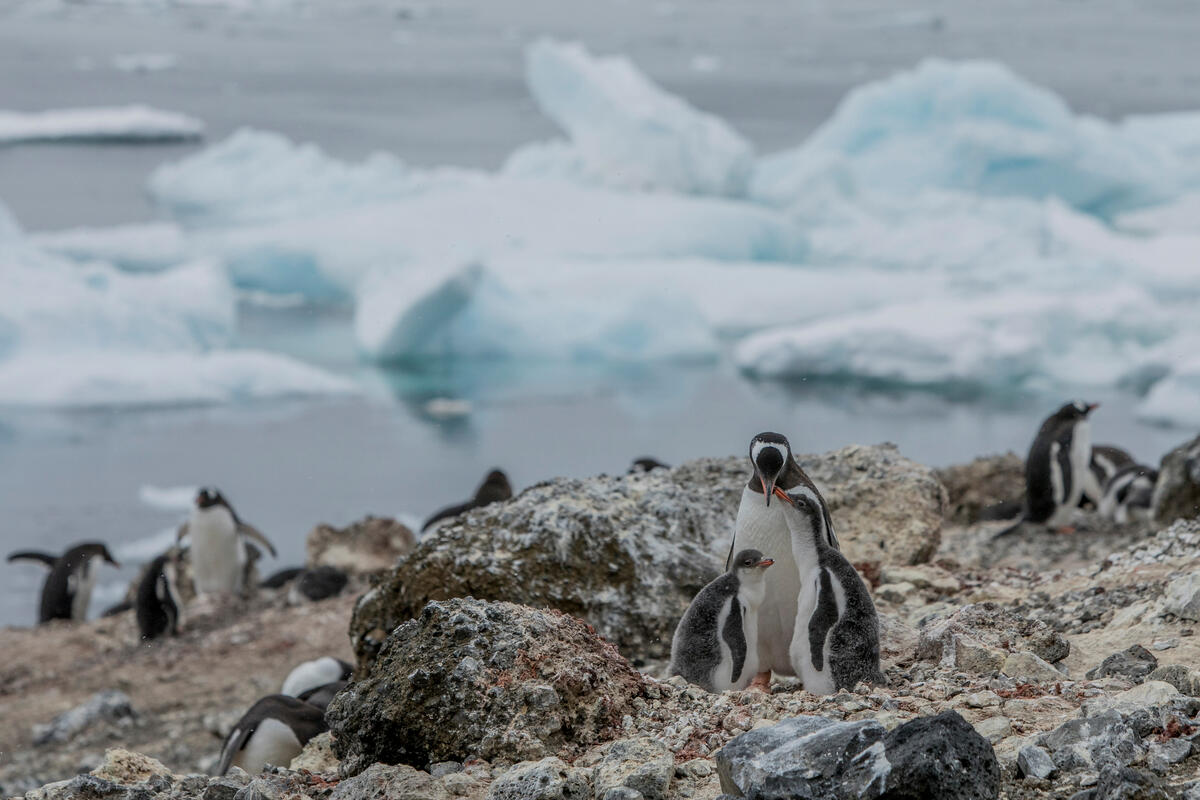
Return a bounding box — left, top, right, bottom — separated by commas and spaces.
1056, 525, 1077, 534
747, 671, 772, 692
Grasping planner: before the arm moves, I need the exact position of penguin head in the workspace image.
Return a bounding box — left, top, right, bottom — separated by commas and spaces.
1059, 401, 1099, 421
476, 469, 513, 503
749, 432, 791, 506
69, 542, 121, 569
731, 548, 774, 574
195, 487, 229, 510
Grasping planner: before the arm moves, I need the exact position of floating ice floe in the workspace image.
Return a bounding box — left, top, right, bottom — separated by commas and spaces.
503, 39, 753, 196
0, 105, 204, 145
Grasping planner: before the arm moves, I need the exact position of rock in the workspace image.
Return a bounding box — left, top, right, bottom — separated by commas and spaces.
1146, 738, 1192, 773
1085, 645, 1158, 683
328, 599, 644, 775
1040, 710, 1142, 772
1146, 664, 1200, 697
715, 716, 836, 795
1164, 573, 1200, 621
1017, 745, 1056, 780
203, 774, 250, 800
1152, 434, 1200, 524
32, 690, 136, 745
307, 515, 416, 574
974, 716, 1012, 743
878, 711, 1000, 800
289, 731, 339, 773
591, 737, 673, 800
954, 637, 1006, 675
1079, 764, 1171, 800
429, 762, 463, 778
89, 748, 171, 784
875, 582, 915, 604
350, 447, 945, 668
1002, 651, 1064, 684
1081, 681, 1188, 719
935, 452, 1025, 525
877, 613, 920, 667
486, 758, 590, 800
329, 763, 451, 800
917, 603, 1070, 667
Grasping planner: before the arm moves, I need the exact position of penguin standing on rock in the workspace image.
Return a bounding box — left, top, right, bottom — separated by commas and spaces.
214, 695, 327, 776
994, 401, 1098, 538
723, 432, 839, 686
670, 548, 774, 693
136, 551, 184, 641
177, 488, 276, 596
6, 542, 120, 624
421, 469, 512, 533
776, 487, 885, 695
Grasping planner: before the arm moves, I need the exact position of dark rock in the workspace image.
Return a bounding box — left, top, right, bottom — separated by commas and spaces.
486, 758, 590, 800
1017, 745, 1056, 780
1146, 738, 1192, 773
203, 774, 250, 800
32, 690, 136, 746
328, 599, 644, 775
879, 711, 1000, 800
1152, 434, 1200, 524
1075, 764, 1171, 800
715, 716, 836, 795
1085, 645, 1158, 683
935, 453, 1025, 525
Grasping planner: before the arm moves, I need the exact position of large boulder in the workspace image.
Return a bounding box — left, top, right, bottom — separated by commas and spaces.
350, 446, 945, 668
917, 602, 1070, 672
307, 515, 416, 574
935, 452, 1024, 525
1152, 433, 1200, 524
328, 599, 645, 775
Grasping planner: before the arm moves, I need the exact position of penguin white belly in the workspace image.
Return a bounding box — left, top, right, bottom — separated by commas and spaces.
1066, 421, 1092, 508
70, 557, 99, 621
190, 513, 243, 595
234, 719, 302, 774
731, 488, 800, 675
734, 604, 760, 691
710, 602, 736, 692
790, 567, 835, 695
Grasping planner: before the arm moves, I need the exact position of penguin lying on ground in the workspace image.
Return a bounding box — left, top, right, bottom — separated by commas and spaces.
994, 401, 1098, 538
629, 457, 670, 473
776, 486, 885, 695
281, 656, 354, 697
669, 548, 773, 693
177, 488, 276, 596
6, 542, 120, 624
1099, 464, 1159, 523
136, 551, 184, 641
1082, 444, 1135, 508
214, 695, 327, 776
421, 469, 512, 532
723, 432, 839, 688
295, 680, 347, 713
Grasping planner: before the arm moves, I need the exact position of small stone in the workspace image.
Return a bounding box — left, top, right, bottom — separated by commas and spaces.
31, 690, 136, 746
963, 691, 1001, 709
974, 716, 1012, 743
592, 737, 673, 800
1085, 645, 1158, 683
430, 762, 463, 778
1147, 664, 1200, 697
1147, 738, 1192, 773
1110, 602, 1151, 629
1017, 745, 1056, 780
1165, 574, 1200, 621
1002, 651, 1063, 684
1151, 638, 1180, 651
485, 758, 590, 800
954, 636, 1006, 675
876, 582, 915, 604
1082, 681, 1185, 718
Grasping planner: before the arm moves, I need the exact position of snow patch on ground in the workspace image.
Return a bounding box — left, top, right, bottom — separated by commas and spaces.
0, 105, 203, 144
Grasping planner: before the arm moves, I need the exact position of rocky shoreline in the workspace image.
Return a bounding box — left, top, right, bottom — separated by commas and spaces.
3, 435, 1200, 800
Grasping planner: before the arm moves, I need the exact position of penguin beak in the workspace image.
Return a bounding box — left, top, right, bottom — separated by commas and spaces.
1087, 402, 1100, 413
107, 557, 121, 568
772, 486, 793, 506
756, 558, 774, 569
760, 475, 776, 506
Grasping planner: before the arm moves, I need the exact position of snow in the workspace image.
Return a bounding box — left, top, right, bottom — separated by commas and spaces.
138, 485, 198, 511
0, 105, 204, 144
503, 40, 753, 196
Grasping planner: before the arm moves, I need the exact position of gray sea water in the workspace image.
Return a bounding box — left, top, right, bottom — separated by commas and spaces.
2, 0, 1198, 626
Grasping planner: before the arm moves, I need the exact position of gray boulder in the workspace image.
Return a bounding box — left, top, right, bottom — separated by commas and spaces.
877, 711, 1000, 800
350, 446, 945, 668
328, 599, 644, 775
1152, 434, 1200, 524
32, 690, 136, 746
1071, 764, 1171, 800
1017, 745, 1055, 780
1085, 645, 1158, 683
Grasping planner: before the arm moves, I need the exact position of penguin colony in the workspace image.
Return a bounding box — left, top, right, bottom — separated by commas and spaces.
0, 411, 1172, 773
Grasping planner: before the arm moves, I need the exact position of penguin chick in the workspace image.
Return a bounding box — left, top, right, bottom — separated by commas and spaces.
6, 542, 120, 624
1081, 444, 1135, 508
1099, 464, 1159, 524
214, 695, 327, 776
777, 487, 885, 696
177, 488, 275, 596
136, 551, 185, 641
669, 549, 774, 693
421, 469, 512, 532
281, 656, 354, 697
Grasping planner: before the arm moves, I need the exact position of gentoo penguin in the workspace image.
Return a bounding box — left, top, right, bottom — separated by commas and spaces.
280, 656, 354, 697
260, 567, 305, 589
6, 542, 120, 624
776, 487, 885, 695
1099, 464, 1159, 523
287, 566, 348, 604
994, 401, 1098, 538
214, 695, 327, 776
669, 549, 774, 692
1082, 445, 1135, 507
135, 552, 184, 641
177, 488, 275, 595
629, 457, 670, 474
421, 469, 512, 532
723, 432, 839, 682
296, 680, 347, 713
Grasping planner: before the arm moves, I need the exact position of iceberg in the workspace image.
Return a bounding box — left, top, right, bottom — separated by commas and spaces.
0, 105, 204, 145
31, 222, 189, 272
504, 39, 754, 196
1138, 356, 1200, 428
751, 59, 1176, 217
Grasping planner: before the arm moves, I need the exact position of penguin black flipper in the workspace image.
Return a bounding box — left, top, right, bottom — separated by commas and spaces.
720, 594, 746, 686
421, 500, 474, 532
824, 557, 886, 688
238, 523, 277, 558
260, 567, 305, 589
6, 550, 57, 566
215, 696, 327, 776
296, 680, 347, 713
807, 568, 839, 672
102, 600, 134, 617
215, 719, 257, 777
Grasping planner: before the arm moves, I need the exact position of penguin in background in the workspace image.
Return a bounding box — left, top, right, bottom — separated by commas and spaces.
214, 695, 327, 776
136, 551, 185, 641
994, 401, 1098, 538
629, 457, 670, 474
1099, 464, 1159, 524
280, 656, 354, 697
669, 548, 774, 693
775, 487, 885, 695
177, 488, 276, 596
6, 542, 121, 624
1081, 444, 1135, 508
723, 432, 839, 685
295, 680, 347, 713
421, 469, 512, 533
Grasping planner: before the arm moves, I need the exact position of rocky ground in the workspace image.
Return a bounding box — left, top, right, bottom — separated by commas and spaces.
3, 434, 1200, 800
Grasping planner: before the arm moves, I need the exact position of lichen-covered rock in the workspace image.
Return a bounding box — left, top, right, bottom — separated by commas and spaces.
1146, 664, 1200, 697
587, 737, 674, 800
89, 748, 170, 784
290, 731, 339, 773
32, 690, 136, 746
487, 758, 591, 800
328, 599, 644, 776
1152, 434, 1200, 524
917, 603, 1070, 669
330, 762, 452, 800
307, 515, 416, 574
935, 453, 1025, 525
350, 446, 945, 668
